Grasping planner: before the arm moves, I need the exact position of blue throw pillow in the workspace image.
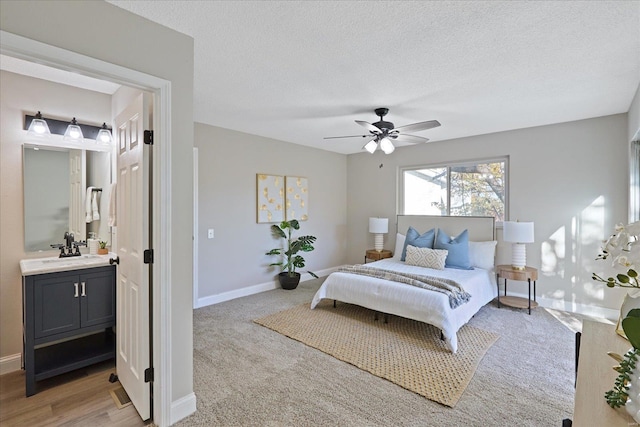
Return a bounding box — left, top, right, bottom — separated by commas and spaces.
401, 227, 435, 261
434, 228, 473, 270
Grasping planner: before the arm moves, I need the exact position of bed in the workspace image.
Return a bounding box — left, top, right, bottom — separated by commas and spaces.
310, 215, 498, 353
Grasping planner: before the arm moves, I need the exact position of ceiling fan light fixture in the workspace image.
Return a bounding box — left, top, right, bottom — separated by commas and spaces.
380, 137, 395, 154
364, 139, 378, 154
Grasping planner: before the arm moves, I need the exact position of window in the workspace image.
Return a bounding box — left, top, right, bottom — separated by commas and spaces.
400, 158, 507, 222
631, 140, 640, 223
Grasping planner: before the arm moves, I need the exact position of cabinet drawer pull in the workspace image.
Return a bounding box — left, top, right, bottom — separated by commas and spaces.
81, 282, 86, 297
74, 282, 79, 298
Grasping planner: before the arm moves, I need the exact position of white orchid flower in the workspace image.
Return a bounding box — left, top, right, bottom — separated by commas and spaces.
613, 255, 632, 268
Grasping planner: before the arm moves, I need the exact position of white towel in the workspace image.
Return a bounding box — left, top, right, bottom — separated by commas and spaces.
108, 183, 117, 227
85, 187, 94, 223
92, 191, 100, 221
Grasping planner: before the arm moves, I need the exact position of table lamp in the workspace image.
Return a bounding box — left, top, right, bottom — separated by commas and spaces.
503, 221, 534, 270
369, 217, 389, 252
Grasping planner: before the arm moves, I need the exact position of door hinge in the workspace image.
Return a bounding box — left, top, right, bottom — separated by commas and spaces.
144, 249, 154, 264
144, 367, 154, 383
144, 130, 154, 145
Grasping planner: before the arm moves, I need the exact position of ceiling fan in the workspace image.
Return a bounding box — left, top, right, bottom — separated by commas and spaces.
324, 108, 441, 154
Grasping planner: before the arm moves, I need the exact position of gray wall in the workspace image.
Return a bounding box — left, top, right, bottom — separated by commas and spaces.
194, 123, 347, 305
347, 114, 630, 316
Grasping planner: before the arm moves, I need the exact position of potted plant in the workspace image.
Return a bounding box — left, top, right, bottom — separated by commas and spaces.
97, 240, 109, 255
266, 219, 317, 290
605, 309, 640, 422
593, 221, 640, 419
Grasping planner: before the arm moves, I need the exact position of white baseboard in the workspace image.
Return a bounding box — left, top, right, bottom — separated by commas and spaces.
195, 266, 342, 309
504, 291, 620, 321
0, 353, 21, 375
170, 392, 197, 425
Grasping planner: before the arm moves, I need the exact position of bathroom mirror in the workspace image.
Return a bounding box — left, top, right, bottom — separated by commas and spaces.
23, 145, 111, 252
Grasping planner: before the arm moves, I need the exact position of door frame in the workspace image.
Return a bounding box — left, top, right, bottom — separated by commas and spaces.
1, 30, 174, 427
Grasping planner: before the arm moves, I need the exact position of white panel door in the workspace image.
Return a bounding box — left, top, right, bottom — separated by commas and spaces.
68, 149, 85, 241
115, 92, 151, 420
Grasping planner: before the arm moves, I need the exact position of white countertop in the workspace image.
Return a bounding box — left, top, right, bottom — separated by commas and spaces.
20, 253, 115, 276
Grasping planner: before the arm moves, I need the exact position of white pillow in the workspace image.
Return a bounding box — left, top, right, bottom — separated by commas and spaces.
392, 233, 406, 260
468, 240, 497, 270
405, 245, 448, 270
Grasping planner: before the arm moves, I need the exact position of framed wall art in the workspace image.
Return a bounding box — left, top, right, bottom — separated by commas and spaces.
256, 174, 284, 223
285, 176, 308, 221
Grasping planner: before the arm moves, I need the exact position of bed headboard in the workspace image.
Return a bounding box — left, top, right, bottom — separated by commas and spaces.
396, 215, 495, 241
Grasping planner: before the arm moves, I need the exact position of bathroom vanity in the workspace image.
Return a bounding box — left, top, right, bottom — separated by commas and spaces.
20, 254, 116, 396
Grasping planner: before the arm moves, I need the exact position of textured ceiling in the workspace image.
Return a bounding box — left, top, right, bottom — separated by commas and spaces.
104, 2, 639, 153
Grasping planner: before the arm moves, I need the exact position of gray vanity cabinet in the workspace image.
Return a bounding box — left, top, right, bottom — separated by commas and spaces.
23, 265, 116, 396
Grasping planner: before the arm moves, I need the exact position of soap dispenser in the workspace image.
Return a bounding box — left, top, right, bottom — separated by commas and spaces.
88, 232, 98, 255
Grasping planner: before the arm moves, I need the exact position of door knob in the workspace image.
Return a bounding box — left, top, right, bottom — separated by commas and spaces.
109, 256, 120, 265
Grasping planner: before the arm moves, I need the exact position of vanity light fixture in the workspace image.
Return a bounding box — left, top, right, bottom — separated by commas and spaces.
63, 118, 84, 142
96, 123, 113, 145
26, 111, 51, 137
24, 113, 113, 145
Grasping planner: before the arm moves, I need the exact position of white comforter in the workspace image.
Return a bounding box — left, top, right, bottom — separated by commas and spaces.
310, 259, 497, 353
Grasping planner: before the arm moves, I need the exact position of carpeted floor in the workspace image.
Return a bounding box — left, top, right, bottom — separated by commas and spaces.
177, 277, 586, 426
254, 300, 499, 407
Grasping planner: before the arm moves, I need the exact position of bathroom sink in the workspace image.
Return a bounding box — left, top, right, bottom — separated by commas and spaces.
41, 254, 101, 263
20, 253, 113, 276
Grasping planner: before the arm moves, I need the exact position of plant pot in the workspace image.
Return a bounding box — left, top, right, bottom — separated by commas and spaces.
278, 272, 301, 290
97, 248, 109, 255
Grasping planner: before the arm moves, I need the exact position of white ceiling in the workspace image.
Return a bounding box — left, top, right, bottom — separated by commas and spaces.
7, 1, 640, 155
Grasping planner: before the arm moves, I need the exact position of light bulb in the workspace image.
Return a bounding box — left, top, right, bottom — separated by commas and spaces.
380, 137, 395, 154
63, 118, 84, 142
27, 111, 51, 137
364, 139, 378, 154
96, 123, 113, 145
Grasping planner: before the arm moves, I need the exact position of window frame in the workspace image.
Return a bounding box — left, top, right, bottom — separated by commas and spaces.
398, 156, 509, 225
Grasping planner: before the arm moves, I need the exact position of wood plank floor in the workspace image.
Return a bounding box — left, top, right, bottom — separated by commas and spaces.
0, 360, 149, 426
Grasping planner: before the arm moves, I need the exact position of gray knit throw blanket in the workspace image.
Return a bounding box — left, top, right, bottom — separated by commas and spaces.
337, 265, 471, 309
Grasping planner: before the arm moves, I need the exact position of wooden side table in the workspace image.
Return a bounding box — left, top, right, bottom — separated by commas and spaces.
365, 249, 392, 263
496, 265, 538, 314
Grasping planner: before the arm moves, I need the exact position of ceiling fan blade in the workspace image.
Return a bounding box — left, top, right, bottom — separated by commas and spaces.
323, 134, 370, 140
393, 134, 429, 144
393, 120, 441, 134
355, 120, 381, 134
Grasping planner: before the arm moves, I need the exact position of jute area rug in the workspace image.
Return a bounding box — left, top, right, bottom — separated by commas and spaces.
254, 300, 499, 408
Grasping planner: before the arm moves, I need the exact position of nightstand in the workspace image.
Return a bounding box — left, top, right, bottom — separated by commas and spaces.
364, 249, 392, 263
496, 265, 538, 314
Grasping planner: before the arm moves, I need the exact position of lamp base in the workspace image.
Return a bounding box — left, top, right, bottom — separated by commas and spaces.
374, 234, 384, 252
511, 243, 527, 270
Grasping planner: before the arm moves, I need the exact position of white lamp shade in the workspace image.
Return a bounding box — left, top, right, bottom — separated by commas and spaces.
379, 137, 395, 154
363, 139, 378, 154
503, 221, 534, 243
369, 217, 389, 234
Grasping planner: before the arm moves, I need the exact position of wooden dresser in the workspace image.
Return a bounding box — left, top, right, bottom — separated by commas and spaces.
573, 319, 635, 426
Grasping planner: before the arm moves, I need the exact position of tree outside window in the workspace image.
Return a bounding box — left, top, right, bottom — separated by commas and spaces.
401, 159, 506, 222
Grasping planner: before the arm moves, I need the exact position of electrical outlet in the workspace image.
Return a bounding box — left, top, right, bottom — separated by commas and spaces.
208, 229, 214, 239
